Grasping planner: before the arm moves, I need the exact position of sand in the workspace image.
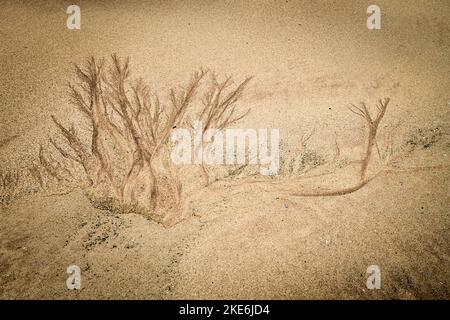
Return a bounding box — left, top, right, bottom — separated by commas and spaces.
0, 0, 449, 299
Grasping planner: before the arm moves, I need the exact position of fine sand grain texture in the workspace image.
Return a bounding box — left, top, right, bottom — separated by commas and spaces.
0, 0, 449, 299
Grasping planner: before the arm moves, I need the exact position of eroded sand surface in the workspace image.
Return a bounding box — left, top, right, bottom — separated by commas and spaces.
1, 163, 449, 299
0, 1, 449, 299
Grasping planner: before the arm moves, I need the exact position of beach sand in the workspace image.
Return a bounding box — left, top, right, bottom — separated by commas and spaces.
0, 0, 449, 299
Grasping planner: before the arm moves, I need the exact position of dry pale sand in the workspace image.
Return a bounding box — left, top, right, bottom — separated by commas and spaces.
0, 0, 449, 299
